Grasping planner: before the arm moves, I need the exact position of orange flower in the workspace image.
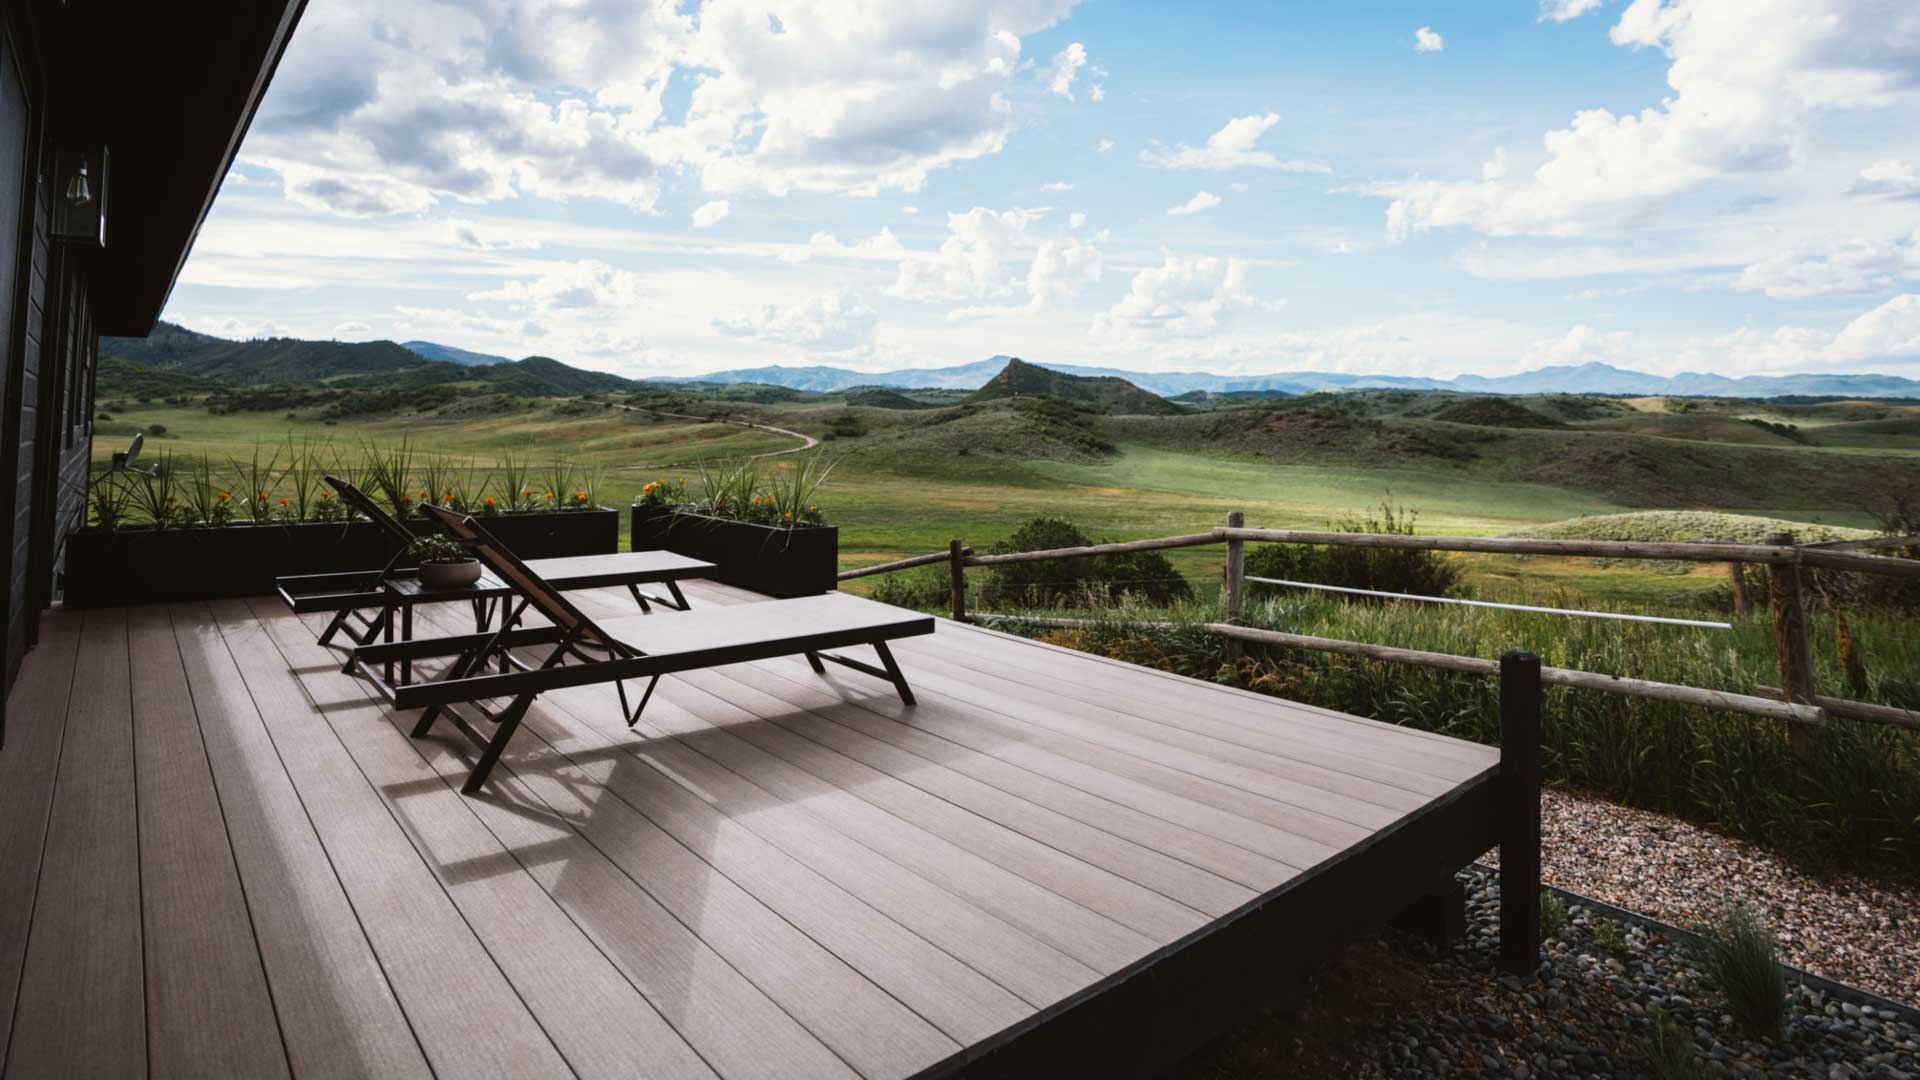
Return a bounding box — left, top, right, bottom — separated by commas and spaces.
279, 498, 289, 506
418, 490, 428, 499
319, 491, 332, 499
483, 496, 495, 506
782, 511, 792, 521
217, 492, 230, 502
544, 490, 554, 499
443, 494, 454, 503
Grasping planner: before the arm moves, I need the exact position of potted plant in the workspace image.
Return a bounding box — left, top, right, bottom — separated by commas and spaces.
408, 534, 482, 589
630, 454, 839, 599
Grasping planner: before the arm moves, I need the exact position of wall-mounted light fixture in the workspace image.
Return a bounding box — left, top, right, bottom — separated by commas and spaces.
64, 157, 90, 206
52, 145, 108, 248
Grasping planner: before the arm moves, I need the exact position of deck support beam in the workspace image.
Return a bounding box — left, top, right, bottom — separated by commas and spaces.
1498, 649, 1543, 977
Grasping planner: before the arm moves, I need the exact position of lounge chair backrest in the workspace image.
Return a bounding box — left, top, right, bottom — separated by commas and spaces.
418, 503, 629, 655
324, 475, 418, 547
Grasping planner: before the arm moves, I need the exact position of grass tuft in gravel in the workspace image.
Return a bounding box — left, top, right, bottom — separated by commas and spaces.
1691, 902, 1790, 1041
1641, 1004, 1710, 1080
1540, 890, 1569, 938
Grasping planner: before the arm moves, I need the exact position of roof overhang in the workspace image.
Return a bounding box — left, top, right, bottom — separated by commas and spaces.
35, 0, 306, 336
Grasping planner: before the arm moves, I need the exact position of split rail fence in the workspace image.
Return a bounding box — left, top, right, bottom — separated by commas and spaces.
838, 515, 1920, 749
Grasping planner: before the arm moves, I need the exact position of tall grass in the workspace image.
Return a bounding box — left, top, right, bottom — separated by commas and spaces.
763, 448, 837, 524
1688, 904, 1789, 1039
84, 438, 612, 527
964, 590, 1920, 879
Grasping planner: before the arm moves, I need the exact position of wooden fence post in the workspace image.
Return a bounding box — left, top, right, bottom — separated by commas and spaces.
1728, 561, 1751, 619
948, 539, 968, 623
1498, 649, 1542, 977
1223, 511, 1246, 659
1764, 530, 1819, 761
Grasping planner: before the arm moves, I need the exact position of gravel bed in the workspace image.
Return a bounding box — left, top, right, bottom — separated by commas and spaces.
1174, 866, 1920, 1079
1509, 789, 1920, 1008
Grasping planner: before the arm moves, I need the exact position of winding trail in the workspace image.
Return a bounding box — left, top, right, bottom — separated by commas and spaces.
611, 402, 817, 473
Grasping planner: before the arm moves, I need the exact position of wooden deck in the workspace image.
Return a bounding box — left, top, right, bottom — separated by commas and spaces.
0, 579, 1503, 1079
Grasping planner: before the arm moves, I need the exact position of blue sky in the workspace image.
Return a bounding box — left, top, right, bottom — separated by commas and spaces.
165, 0, 1920, 379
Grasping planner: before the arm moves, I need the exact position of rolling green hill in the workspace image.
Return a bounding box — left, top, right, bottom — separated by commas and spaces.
94, 356, 220, 402
965, 357, 1184, 415
100, 322, 638, 399
845, 387, 940, 410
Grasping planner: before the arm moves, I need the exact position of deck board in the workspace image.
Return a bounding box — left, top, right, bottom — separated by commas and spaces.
128, 606, 290, 1079
242, 598, 734, 1080
0, 613, 79, 1067
6, 610, 145, 1078
207, 599, 572, 1079
0, 582, 1502, 1079
168, 603, 433, 1080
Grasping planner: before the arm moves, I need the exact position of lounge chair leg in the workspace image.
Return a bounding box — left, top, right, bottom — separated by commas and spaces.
463, 693, 534, 795
665, 581, 691, 611
319, 609, 352, 647
413, 646, 484, 737
874, 642, 916, 706
627, 676, 661, 727
805, 651, 826, 674
628, 583, 651, 613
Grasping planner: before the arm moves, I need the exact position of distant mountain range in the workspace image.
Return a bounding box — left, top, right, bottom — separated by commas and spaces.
100, 322, 634, 398
100, 323, 1920, 401
661, 356, 1920, 399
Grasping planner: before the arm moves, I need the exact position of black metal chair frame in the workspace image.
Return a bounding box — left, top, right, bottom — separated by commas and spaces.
277, 476, 699, 650
349, 505, 931, 793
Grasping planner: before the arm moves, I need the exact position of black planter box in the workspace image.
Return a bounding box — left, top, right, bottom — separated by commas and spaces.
61, 508, 619, 608
631, 505, 837, 598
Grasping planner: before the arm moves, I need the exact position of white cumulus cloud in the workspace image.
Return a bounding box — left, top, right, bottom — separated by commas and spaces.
1046, 42, 1088, 99
1167, 191, 1222, 216
1379, 0, 1920, 240
691, 200, 731, 227
1735, 231, 1920, 299
712, 289, 878, 352
1094, 253, 1270, 338
1853, 159, 1920, 199
1540, 0, 1605, 22
1145, 112, 1328, 173
1414, 27, 1444, 53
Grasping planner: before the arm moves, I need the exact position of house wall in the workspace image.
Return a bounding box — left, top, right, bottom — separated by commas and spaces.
0, 7, 94, 741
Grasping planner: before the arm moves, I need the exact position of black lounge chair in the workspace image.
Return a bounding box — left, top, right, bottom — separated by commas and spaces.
277, 475, 717, 648
348, 503, 934, 793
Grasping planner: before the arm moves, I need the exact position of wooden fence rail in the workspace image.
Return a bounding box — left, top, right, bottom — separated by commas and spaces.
838, 511, 1920, 741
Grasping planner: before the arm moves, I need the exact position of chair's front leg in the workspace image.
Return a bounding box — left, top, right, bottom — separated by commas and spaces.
463, 693, 535, 794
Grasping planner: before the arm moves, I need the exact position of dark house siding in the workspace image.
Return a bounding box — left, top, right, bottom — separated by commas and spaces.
0, 23, 36, 700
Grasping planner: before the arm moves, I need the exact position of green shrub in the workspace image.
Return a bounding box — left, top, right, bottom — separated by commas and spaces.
868, 566, 950, 610
1246, 503, 1462, 600
980, 518, 1193, 609
1688, 904, 1789, 1040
